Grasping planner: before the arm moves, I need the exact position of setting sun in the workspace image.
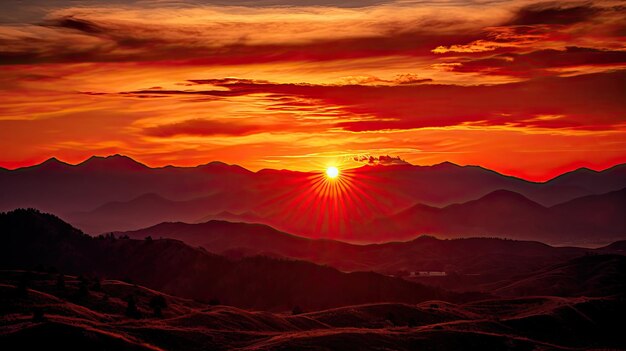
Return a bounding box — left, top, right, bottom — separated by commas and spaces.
326, 166, 339, 179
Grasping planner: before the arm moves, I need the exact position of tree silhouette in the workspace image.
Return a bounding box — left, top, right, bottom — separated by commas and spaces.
32, 308, 46, 322
149, 295, 167, 318
76, 275, 89, 298
15, 272, 31, 298
386, 312, 397, 326
125, 295, 141, 319
56, 274, 65, 290
92, 277, 102, 291
292, 305, 303, 315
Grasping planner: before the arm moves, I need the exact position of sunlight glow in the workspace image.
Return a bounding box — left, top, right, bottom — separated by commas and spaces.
326, 166, 339, 179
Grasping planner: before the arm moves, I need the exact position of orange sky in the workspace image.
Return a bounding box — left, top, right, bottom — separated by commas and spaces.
0, 0, 625, 181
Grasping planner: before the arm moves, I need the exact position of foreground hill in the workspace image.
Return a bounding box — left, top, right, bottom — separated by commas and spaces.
1, 270, 623, 350
0, 209, 452, 311
491, 254, 626, 297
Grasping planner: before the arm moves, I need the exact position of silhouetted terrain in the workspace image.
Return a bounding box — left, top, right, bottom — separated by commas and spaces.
122, 219, 626, 291
2, 209, 625, 350
491, 254, 626, 297
1, 155, 625, 244
1, 271, 623, 350
0, 209, 452, 311
362, 187, 626, 245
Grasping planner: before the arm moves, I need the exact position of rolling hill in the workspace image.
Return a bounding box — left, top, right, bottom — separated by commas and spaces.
1, 270, 623, 350
120, 218, 626, 292
0, 209, 452, 311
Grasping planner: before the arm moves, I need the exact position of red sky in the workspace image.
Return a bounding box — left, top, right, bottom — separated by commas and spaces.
0, 0, 625, 181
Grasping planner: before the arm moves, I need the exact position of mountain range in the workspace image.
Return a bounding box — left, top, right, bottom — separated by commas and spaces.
1, 208, 625, 350
0, 209, 454, 311
1, 155, 625, 245
360, 187, 626, 245
120, 219, 626, 291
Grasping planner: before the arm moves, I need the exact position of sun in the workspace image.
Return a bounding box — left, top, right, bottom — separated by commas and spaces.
326, 166, 339, 179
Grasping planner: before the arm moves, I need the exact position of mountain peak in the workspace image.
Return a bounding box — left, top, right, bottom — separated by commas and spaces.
431, 161, 461, 169
469, 189, 545, 209
197, 160, 253, 174
78, 154, 147, 170
34, 157, 71, 170
479, 189, 533, 201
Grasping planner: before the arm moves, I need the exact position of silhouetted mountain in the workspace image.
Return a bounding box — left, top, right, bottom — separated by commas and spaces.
550, 187, 626, 235
121, 220, 346, 260
66, 192, 259, 233
0, 209, 452, 311
1, 156, 625, 240
77, 154, 149, 171
1, 155, 625, 243
548, 163, 626, 194
599, 240, 626, 252
0, 155, 257, 216
119, 220, 626, 293
350, 161, 626, 206
362, 187, 626, 245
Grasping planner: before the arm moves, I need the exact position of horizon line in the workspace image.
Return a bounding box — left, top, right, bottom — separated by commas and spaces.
1, 153, 624, 184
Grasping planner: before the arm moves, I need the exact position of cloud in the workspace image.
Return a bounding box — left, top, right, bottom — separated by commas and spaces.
0, 0, 622, 89
335, 74, 432, 85
1, 0, 625, 178
449, 47, 626, 77
0, 2, 505, 65
129, 69, 626, 132
353, 154, 409, 166
431, 25, 550, 54
144, 119, 266, 137
508, 2, 603, 25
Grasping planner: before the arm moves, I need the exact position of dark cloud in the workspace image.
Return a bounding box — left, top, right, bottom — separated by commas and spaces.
451, 47, 626, 77
47, 16, 105, 34
1, 0, 392, 23
143, 119, 265, 137
508, 2, 602, 25
132, 70, 626, 132
0, 7, 485, 66
353, 155, 409, 166
2, 1, 623, 69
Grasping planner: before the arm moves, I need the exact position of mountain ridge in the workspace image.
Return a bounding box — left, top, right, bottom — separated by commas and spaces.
0, 208, 455, 311
5, 154, 625, 183
2, 155, 625, 242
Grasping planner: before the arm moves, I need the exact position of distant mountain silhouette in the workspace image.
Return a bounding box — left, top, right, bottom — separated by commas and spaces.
350, 161, 626, 207
120, 220, 626, 291
361, 187, 626, 245
66, 192, 259, 233
0, 155, 257, 216
1, 155, 625, 242
0, 209, 452, 311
